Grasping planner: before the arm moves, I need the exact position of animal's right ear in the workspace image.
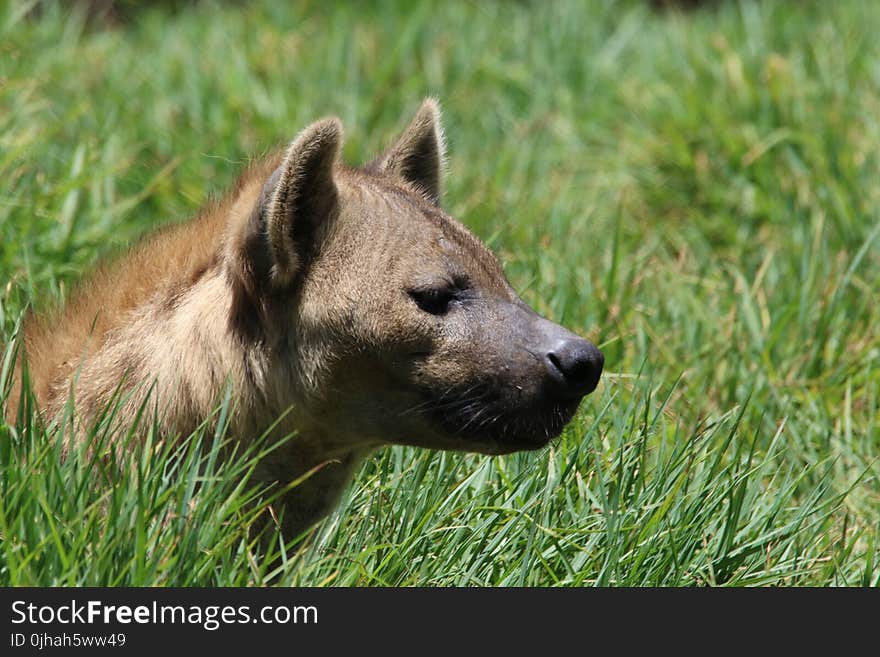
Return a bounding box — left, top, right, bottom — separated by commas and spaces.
234, 118, 342, 294
367, 98, 446, 205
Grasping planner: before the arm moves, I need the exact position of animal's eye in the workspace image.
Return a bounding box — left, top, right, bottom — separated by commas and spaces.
409, 286, 457, 315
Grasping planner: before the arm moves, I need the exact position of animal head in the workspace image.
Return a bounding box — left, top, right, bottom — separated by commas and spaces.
226, 99, 603, 455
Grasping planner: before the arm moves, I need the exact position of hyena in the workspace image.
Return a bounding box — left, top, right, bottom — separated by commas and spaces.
6, 99, 604, 538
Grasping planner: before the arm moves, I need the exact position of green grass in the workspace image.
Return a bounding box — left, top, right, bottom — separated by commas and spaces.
1, 0, 878, 586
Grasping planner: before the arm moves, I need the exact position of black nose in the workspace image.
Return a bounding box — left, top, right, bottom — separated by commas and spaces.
544, 339, 604, 400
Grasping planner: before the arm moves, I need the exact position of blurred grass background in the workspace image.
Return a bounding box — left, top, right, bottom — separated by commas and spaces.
0, 0, 877, 585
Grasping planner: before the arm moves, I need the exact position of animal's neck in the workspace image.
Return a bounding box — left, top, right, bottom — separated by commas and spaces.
143, 271, 259, 436
42, 260, 371, 536
43, 269, 246, 441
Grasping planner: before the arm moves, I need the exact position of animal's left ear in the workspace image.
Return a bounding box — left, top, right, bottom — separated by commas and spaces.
368, 98, 446, 205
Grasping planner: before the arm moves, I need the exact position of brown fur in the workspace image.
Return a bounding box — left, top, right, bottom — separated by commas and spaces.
18, 155, 280, 420
6, 99, 603, 540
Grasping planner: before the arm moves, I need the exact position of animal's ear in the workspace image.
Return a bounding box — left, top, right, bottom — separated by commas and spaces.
227, 118, 342, 338
368, 98, 446, 204
260, 117, 342, 287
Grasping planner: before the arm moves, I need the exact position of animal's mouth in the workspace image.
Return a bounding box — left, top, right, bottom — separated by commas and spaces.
418, 384, 583, 453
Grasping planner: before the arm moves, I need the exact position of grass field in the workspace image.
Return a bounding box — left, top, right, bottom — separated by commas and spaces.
1, 0, 878, 586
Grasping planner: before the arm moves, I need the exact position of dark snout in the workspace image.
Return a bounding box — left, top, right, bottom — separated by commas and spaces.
535, 319, 604, 401
424, 303, 605, 452
545, 337, 604, 399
